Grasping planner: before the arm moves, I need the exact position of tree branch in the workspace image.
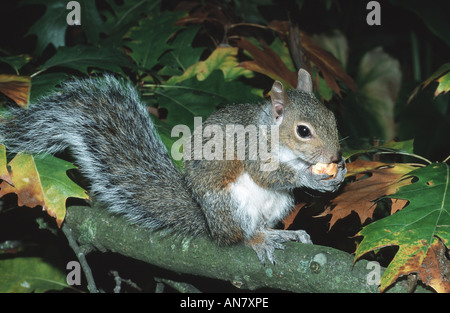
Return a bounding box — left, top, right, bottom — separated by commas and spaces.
64, 204, 425, 293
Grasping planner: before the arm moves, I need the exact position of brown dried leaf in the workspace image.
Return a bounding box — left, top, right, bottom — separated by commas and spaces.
0, 75, 31, 106
417, 238, 450, 293
391, 198, 408, 214
322, 159, 416, 229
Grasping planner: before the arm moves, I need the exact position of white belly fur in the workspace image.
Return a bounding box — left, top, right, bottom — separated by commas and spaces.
229, 172, 293, 238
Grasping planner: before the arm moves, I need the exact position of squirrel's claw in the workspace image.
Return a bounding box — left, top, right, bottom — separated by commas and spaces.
246, 229, 312, 265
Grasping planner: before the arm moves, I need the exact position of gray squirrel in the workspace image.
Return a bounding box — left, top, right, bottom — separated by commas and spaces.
0, 69, 346, 264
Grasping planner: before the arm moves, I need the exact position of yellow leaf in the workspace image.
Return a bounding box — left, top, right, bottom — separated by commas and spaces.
435, 71, 450, 97
0, 153, 45, 209
0, 153, 89, 227
166, 46, 252, 85
0, 145, 12, 185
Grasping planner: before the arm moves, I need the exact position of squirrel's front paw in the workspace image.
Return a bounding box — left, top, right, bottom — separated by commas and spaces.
246, 229, 312, 265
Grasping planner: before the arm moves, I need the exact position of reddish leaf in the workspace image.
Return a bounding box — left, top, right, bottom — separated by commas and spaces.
299, 31, 357, 97
236, 38, 298, 88
320, 159, 416, 229
175, 1, 229, 27
283, 203, 307, 230
268, 20, 356, 97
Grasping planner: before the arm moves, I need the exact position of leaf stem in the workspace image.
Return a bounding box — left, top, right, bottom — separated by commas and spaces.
376, 151, 432, 165
143, 84, 230, 101
30, 69, 46, 78
229, 23, 271, 31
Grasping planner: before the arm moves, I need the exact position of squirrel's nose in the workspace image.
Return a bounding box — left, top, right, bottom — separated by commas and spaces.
330, 150, 342, 164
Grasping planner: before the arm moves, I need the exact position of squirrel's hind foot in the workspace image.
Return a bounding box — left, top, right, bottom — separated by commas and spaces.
246, 229, 312, 265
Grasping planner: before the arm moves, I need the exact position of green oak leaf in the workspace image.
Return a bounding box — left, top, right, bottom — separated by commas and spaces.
125, 10, 185, 71
153, 70, 261, 129
29, 72, 69, 103
343, 139, 414, 160
0, 250, 68, 293
40, 45, 133, 74
0, 55, 32, 74
355, 162, 450, 292
22, 0, 67, 55
22, 0, 106, 55
158, 26, 205, 77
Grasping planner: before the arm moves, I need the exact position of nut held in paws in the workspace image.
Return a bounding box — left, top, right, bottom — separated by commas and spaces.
311, 162, 338, 179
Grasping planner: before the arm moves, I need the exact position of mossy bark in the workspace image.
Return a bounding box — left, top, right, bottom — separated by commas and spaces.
65, 204, 425, 293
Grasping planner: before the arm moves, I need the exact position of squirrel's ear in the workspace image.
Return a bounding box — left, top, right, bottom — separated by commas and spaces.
296, 69, 313, 93
270, 80, 287, 125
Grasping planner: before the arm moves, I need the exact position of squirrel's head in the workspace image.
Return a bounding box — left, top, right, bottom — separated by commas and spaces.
270, 69, 342, 165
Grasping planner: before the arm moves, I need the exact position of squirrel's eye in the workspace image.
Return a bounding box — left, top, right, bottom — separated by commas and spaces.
297, 125, 312, 138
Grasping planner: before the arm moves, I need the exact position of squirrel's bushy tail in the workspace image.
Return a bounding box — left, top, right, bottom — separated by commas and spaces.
0, 75, 207, 236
